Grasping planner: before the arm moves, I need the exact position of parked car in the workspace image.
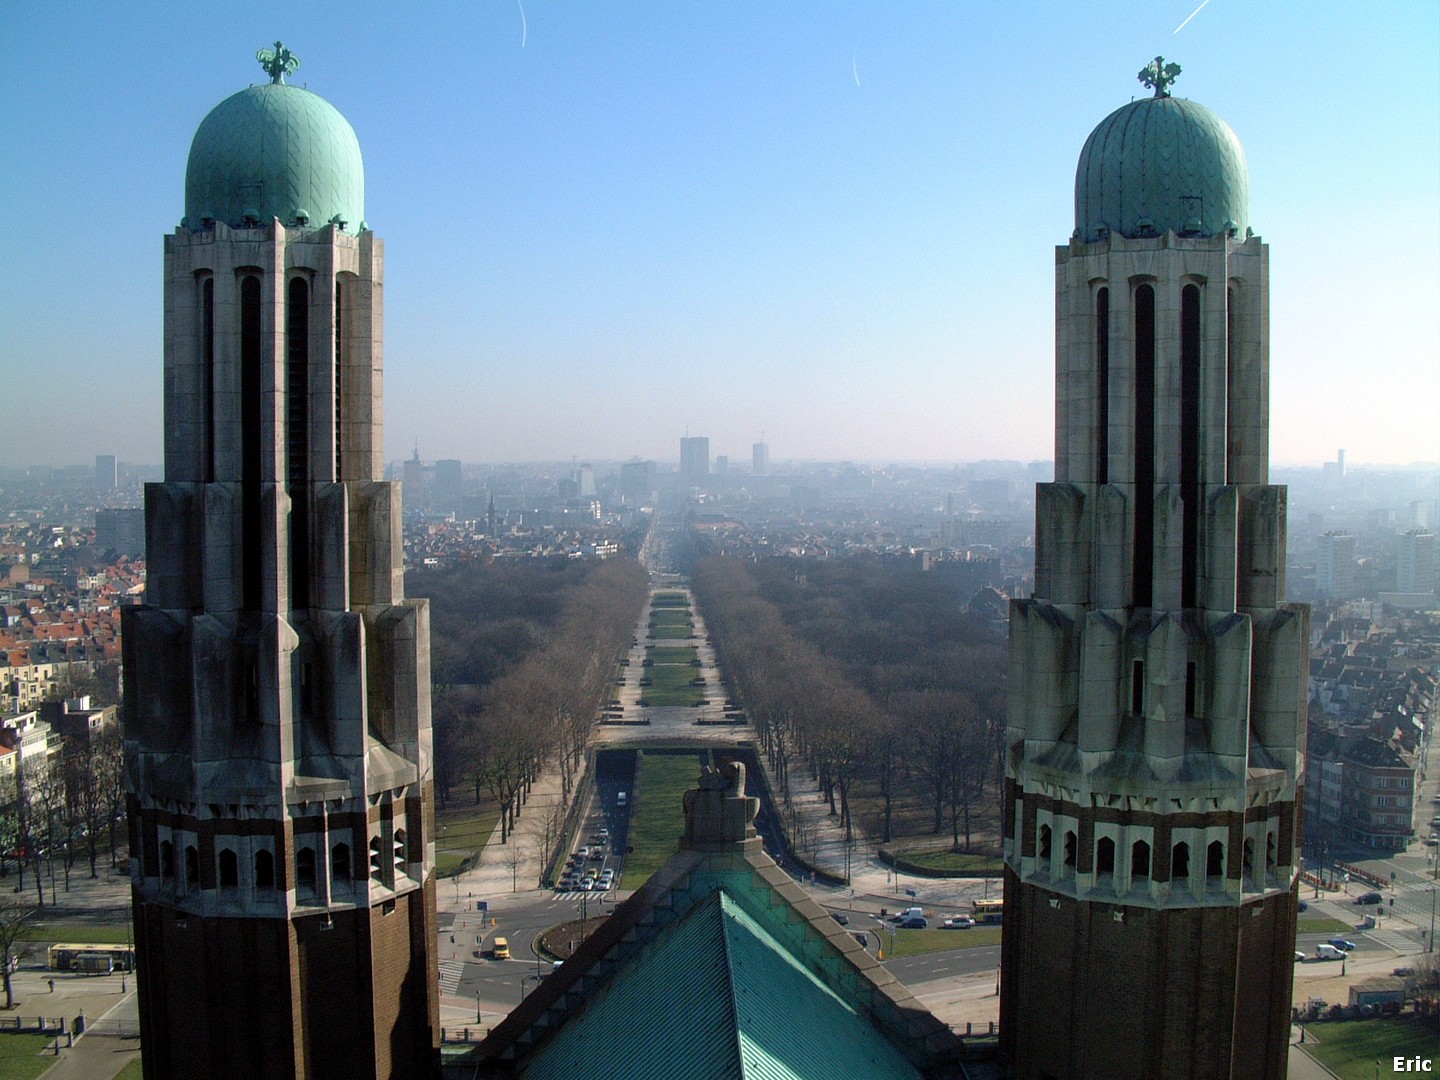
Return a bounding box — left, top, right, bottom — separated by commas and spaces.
1314, 944, 1343, 960
898, 916, 928, 929
1328, 937, 1357, 951
1296, 900, 1308, 912
1294, 951, 1306, 962
830, 913, 849, 926
1354, 892, 1383, 905
942, 917, 976, 930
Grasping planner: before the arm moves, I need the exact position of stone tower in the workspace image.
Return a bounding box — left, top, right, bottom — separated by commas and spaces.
122, 45, 439, 1080
1000, 61, 1308, 1080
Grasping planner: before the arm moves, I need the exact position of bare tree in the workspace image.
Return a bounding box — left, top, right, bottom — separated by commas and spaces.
0, 898, 37, 1009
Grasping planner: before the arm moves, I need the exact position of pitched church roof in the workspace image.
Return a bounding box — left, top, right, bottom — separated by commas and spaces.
477, 763, 961, 1079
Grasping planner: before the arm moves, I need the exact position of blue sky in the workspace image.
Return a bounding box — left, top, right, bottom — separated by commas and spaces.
3, 1, 1437, 469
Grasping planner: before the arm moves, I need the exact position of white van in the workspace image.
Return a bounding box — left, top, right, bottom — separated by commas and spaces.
1314, 943, 1343, 960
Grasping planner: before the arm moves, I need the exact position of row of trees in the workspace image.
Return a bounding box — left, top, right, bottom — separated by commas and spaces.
0, 727, 127, 906
411, 557, 648, 844
691, 555, 1007, 852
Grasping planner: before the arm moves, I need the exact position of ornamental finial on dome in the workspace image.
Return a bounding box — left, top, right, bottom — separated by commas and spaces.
257, 41, 300, 85
1138, 56, 1181, 98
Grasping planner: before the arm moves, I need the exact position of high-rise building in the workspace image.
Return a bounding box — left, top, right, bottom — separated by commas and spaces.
576, 462, 595, 498
1001, 61, 1307, 1080
1397, 530, 1436, 596
95, 454, 118, 490
96, 508, 145, 557
680, 435, 709, 479
122, 46, 438, 1079
1316, 531, 1357, 599
433, 458, 462, 514
752, 440, 769, 477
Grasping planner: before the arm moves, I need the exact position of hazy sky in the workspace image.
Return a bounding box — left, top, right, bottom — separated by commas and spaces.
4, 2, 1437, 470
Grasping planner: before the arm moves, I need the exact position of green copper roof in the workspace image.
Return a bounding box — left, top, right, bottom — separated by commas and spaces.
522, 891, 923, 1080
185, 82, 364, 230
1075, 95, 1248, 243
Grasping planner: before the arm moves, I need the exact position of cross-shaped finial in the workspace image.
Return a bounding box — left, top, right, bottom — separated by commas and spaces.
257, 41, 301, 85
1138, 56, 1181, 98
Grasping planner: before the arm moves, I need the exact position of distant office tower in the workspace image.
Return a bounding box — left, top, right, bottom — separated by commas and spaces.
1002, 62, 1306, 1080
619, 459, 656, 501
95, 508, 145, 557
680, 436, 709, 479
577, 462, 595, 497
433, 458, 462, 514
1321, 448, 1346, 484
1316, 531, 1358, 599
1397, 530, 1436, 595
95, 454, 118, 490
122, 46, 438, 1079
752, 440, 769, 476
403, 446, 427, 513
714, 455, 729, 475
1408, 500, 1429, 530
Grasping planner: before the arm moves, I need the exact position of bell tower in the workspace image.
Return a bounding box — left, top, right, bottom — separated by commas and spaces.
1000, 60, 1307, 1080
123, 44, 439, 1080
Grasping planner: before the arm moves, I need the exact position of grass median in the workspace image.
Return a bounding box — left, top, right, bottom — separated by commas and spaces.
621, 751, 703, 889
1303, 1018, 1439, 1080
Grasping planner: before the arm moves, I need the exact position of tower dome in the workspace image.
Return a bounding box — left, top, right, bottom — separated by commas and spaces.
184, 51, 364, 231
1074, 70, 1247, 243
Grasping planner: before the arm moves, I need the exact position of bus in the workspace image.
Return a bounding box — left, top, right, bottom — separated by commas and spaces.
47, 943, 135, 973
971, 898, 1004, 924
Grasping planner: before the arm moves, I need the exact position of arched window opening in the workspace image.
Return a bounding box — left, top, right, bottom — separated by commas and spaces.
1133, 283, 1156, 607
1171, 842, 1190, 880
334, 276, 346, 478
201, 276, 215, 483
1132, 659, 1145, 715
332, 843, 351, 884
1038, 824, 1052, 861
255, 849, 275, 890
393, 829, 407, 875
1206, 840, 1224, 881
240, 274, 263, 610
1063, 831, 1078, 869
1265, 833, 1277, 876
184, 845, 200, 887
1180, 283, 1201, 609
1185, 661, 1198, 717
219, 848, 238, 888
1095, 287, 1110, 484
1096, 837, 1115, 877
1131, 840, 1151, 881
369, 837, 383, 881
1243, 838, 1255, 881
160, 840, 174, 880
287, 276, 311, 611
296, 846, 317, 891
1225, 286, 1237, 482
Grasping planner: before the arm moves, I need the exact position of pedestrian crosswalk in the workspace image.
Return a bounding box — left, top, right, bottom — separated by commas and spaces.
439, 959, 464, 994
1363, 929, 1420, 954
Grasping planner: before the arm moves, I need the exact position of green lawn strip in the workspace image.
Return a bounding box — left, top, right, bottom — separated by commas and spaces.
1296, 914, 1352, 935
19, 924, 130, 944
883, 926, 1003, 958
646, 646, 698, 665
0, 1032, 62, 1080
437, 804, 503, 877
639, 663, 706, 706
651, 593, 689, 607
113, 1061, 144, 1080
1304, 1018, 1439, 1080
620, 753, 702, 889
897, 849, 1003, 874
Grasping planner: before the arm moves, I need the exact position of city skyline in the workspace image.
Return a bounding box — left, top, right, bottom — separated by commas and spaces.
3, 2, 1437, 469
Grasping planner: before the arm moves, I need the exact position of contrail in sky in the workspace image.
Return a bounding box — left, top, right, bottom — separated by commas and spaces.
1174, 0, 1211, 34
853, 50, 861, 88
518, 0, 528, 47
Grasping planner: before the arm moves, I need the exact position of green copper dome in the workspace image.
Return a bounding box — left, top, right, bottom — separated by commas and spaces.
1074, 95, 1248, 243
185, 82, 364, 230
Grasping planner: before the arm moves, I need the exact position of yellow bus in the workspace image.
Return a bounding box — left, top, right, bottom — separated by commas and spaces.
47, 943, 135, 973
971, 898, 1004, 924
